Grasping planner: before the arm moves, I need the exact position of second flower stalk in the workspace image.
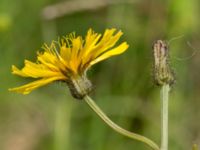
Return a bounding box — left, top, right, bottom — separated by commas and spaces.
153, 40, 175, 150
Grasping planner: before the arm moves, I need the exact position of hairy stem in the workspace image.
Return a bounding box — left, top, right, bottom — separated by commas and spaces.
160, 84, 169, 150
84, 95, 160, 150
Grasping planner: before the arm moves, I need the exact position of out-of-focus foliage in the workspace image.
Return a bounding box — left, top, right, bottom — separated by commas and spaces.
0, 0, 200, 150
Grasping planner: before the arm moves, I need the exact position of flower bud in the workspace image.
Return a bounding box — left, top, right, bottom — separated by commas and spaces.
153, 40, 175, 86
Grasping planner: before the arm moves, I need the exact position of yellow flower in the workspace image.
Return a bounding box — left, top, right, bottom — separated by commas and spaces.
9, 28, 129, 98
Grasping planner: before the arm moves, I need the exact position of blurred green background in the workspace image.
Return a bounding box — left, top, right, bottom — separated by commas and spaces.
0, 0, 200, 150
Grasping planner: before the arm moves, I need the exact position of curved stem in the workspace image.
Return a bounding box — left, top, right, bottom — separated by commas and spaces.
84, 95, 160, 150
160, 84, 169, 150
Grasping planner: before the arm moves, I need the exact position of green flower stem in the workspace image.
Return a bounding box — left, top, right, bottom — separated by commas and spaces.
160, 84, 170, 150
84, 95, 160, 150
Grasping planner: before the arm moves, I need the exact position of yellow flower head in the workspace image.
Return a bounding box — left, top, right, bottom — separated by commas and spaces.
9, 28, 129, 99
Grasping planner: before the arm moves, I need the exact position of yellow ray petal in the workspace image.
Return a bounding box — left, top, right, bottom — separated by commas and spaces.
37, 52, 59, 71
89, 42, 129, 66
37, 51, 68, 74
98, 28, 117, 45
12, 60, 64, 78
9, 76, 67, 94
91, 30, 123, 58
81, 29, 101, 57
82, 29, 123, 66
11, 65, 29, 77
70, 36, 83, 72
71, 36, 82, 59
24, 60, 61, 77
60, 44, 71, 62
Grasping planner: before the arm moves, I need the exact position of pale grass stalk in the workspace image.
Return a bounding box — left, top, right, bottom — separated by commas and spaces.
54, 99, 72, 150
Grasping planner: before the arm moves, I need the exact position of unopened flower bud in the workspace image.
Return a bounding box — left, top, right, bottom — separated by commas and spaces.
153, 40, 175, 86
